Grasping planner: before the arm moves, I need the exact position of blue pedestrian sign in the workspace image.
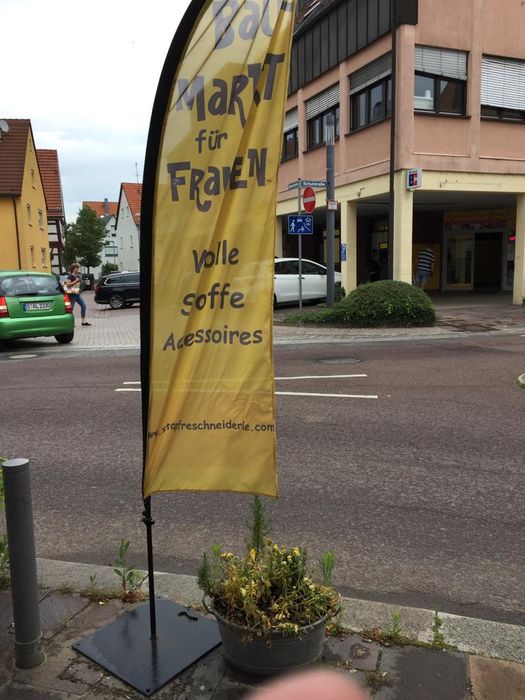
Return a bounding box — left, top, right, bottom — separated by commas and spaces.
288, 215, 313, 235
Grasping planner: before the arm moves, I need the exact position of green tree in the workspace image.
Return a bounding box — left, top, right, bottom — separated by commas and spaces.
101, 262, 119, 274
64, 206, 107, 272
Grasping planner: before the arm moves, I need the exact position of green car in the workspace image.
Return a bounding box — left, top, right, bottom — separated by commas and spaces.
0, 270, 74, 345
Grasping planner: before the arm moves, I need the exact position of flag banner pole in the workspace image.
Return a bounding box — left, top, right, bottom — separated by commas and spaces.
74, 1, 298, 694
142, 496, 156, 637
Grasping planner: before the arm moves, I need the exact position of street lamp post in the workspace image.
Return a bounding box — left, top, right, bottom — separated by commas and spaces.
325, 113, 335, 306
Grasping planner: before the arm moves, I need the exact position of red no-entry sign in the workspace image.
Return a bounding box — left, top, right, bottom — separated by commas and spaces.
302, 186, 316, 213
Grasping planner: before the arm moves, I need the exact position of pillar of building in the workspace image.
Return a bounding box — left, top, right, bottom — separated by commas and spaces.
514, 194, 525, 305
274, 216, 284, 257
340, 200, 357, 293
393, 171, 413, 283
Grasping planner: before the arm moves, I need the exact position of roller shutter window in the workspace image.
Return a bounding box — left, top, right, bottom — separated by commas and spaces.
282, 108, 299, 160
414, 46, 467, 115
349, 53, 392, 131
306, 84, 340, 148
481, 55, 525, 121
306, 83, 340, 119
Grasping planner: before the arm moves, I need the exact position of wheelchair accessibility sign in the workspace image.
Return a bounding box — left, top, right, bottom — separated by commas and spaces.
288, 215, 313, 235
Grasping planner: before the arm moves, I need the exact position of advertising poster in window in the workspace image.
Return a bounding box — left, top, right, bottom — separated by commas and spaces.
140, 0, 296, 498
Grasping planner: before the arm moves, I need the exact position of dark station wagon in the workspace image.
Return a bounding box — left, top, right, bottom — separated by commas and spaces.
94, 271, 140, 309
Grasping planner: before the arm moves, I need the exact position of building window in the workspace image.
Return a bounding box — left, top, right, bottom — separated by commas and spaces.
40, 247, 47, 266
307, 106, 340, 148
130, 235, 133, 248
282, 128, 299, 160
30, 246, 35, 267
282, 107, 299, 160
31, 169, 35, 188
305, 84, 340, 149
351, 78, 391, 130
414, 73, 465, 114
27, 204, 32, 225
349, 52, 392, 131
38, 209, 44, 228
414, 46, 467, 116
481, 55, 525, 122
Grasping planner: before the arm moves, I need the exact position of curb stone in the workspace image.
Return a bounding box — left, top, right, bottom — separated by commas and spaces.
36, 557, 525, 663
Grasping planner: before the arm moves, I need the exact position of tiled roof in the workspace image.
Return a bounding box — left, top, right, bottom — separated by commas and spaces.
121, 183, 142, 226
36, 149, 65, 217
0, 119, 30, 196
83, 200, 118, 217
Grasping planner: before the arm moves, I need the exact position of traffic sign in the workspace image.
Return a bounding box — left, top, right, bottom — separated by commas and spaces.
287, 179, 327, 190
303, 186, 316, 213
288, 215, 313, 235
302, 179, 326, 188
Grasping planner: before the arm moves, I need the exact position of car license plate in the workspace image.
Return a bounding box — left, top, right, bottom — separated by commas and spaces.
23, 302, 52, 311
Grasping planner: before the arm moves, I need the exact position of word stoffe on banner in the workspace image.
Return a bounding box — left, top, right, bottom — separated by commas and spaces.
141, 0, 296, 498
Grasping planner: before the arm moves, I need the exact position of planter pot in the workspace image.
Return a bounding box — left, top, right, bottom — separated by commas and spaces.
210, 606, 329, 677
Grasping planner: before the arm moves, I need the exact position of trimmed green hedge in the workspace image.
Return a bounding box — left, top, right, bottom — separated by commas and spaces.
284, 280, 436, 327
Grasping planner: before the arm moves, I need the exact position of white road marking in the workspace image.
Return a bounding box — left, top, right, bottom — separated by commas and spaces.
276, 391, 378, 399
276, 374, 366, 380
9, 354, 37, 359
116, 375, 378, 399
122, 376, 366, 383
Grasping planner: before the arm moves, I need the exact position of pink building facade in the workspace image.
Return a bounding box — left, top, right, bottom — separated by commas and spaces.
276, 0, 525, 304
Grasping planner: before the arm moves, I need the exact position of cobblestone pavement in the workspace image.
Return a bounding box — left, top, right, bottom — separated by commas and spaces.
62, 292, 525, 351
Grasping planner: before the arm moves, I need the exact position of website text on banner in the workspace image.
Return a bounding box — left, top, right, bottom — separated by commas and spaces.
142, 0, 296, 498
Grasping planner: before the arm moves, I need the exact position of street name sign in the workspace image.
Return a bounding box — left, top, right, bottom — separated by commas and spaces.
287, 179, 327, 190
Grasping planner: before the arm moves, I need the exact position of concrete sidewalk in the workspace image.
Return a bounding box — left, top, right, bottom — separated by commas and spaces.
1, 560, 524, 699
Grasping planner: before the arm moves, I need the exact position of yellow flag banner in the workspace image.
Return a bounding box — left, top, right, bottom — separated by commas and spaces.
140, 0, 296, 498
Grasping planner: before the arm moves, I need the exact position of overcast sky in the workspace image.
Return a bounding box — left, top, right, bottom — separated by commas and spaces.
2, 0, 187, 222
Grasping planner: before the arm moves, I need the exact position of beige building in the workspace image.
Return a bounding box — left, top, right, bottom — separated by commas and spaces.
277, 0, 525, 304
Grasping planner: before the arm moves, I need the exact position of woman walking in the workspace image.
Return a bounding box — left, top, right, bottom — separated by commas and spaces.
64, 263, 91, 326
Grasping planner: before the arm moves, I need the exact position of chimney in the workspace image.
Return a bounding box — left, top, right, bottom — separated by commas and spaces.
103, 197, 109, 215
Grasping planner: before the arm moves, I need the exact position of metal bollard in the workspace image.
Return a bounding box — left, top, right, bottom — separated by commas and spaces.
2, 458, 44, 669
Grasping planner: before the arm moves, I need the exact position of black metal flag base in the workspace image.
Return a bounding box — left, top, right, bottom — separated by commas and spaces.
73, 597, 221, 696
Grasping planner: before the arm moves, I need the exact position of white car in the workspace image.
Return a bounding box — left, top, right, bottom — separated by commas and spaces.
273, 257, 341, 306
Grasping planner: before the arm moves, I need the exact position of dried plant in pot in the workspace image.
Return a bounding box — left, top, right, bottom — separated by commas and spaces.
197, 498, 340, 676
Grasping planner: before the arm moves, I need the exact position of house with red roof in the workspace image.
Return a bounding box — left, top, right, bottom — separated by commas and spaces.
37, 149, 67, 274
83, 198, 119, 277
114, 182, 142, 271
0, 119, 50, 271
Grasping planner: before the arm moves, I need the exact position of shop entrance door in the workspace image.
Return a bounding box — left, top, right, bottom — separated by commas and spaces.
474, 232, 502, 289
443, 233, 473, 290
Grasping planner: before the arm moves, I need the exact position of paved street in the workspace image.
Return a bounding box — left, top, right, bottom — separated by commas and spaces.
1, 294, 524, 627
